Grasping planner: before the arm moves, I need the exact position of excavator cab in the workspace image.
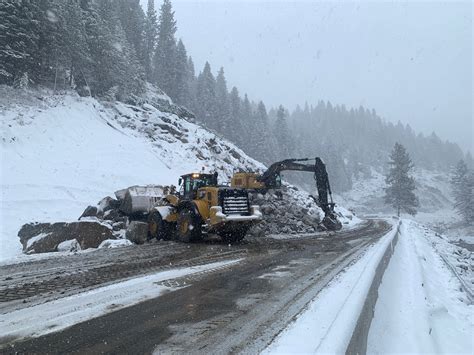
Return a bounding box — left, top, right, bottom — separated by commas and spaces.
231, 172, 281, 191
260, 173, 282, 189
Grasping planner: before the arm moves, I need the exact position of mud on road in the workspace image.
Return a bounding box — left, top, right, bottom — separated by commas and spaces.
1, 219, 391, 354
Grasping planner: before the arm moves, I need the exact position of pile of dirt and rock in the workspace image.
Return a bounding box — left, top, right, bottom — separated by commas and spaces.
247, 185, 325, 237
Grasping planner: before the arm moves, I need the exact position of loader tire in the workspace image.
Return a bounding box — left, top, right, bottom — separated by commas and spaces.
177, 208, 202, 243
148, 210, 171, 240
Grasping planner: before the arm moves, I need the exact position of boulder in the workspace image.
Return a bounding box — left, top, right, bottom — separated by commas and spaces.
103, 208, 122, 221
126, 221, 148, 244
99, 239, 133, 249
79, 205, 98, 219
112, 221, 126, 231
57, 239, 81, 252
98, 196, 120, 212
18, 222, 50, 247
18, 221, 113, 254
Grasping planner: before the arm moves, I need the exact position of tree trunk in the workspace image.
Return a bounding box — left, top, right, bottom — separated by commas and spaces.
69, 60, 74, 87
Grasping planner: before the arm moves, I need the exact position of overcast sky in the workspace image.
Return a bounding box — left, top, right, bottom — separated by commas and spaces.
146, 0, 473, 153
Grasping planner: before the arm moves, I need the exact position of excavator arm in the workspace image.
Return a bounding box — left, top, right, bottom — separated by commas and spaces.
259, 158, 331, 207
258, 157, 341, 231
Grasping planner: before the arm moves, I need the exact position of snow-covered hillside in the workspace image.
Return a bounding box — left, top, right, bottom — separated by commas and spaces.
336, 168, 474, 249
1, 86, 268, 260
337, 168, 455, 218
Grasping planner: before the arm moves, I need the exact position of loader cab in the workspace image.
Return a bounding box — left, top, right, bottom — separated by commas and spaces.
178, 172, 218, 200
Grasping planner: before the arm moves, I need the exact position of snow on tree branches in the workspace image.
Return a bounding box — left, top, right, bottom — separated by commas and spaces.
451, 160, 474, 225
384, 143, 419, 216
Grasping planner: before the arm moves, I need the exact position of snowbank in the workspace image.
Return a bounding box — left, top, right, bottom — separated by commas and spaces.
367, 220, 473, 353
263, 219, 398, 354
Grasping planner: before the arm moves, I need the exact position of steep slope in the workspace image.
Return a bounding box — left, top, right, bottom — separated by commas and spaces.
0, 86, 266, 260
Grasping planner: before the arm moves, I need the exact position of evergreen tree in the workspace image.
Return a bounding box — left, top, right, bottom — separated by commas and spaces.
153, 0, 177, 98
174, 39, 189, 105
273, 105, 291, 158
61, 0, 90, 89
0, 0, 39, 85
185, 56, 197, 111
34, 0, 62, 87
252, 101, 275, 163
84, 0, 144, 99
215, 67, 231, 132
239, 94, 252, 146
467, 173, 474, 224
229, 86, 241, 135
384, 143, 419, 216
116, 0, 145, 61
143, 0, 158, 80
196, 62, 217, 127
451, 160, 474, 224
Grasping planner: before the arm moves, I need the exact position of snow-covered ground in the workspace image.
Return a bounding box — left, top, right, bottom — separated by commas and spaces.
337, 168, 454, 218
368, 220, 473, 353
0, 259, 242, 342
263, 219, 399, 353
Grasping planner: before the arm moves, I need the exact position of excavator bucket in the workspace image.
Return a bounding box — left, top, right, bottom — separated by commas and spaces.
320, 211, 342, 231
310, 198, 342, 231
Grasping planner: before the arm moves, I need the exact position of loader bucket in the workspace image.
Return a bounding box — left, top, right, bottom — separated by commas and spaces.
115, 185, 165, 215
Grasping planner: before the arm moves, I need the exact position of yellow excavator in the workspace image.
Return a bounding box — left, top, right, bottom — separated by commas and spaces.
145, 172, 262, 243
231, 157, 342, 231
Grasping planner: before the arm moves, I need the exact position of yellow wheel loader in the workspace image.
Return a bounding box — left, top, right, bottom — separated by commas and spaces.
146, 172, 262, 243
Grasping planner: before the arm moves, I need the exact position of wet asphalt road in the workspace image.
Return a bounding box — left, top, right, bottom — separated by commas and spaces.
1, 220, 391, 354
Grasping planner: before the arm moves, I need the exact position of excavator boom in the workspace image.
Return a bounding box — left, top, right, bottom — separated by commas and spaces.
259, 158, 333, 209
232, 157, 342, 231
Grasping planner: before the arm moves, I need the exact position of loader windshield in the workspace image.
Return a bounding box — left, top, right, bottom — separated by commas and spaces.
180, 173, 217, 199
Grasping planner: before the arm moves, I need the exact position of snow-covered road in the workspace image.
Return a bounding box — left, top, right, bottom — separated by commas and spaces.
368, 220, 473, 353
